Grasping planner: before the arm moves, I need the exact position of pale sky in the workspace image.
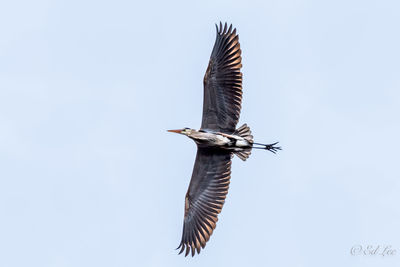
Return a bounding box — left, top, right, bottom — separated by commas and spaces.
1, 0, 400, 266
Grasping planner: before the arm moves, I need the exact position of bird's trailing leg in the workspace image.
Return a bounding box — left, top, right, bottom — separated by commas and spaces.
252, 142, 282, 154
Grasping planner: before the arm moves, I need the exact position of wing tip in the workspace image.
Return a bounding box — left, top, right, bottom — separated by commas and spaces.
177, 242, 202, 257
216, 21, 236, 36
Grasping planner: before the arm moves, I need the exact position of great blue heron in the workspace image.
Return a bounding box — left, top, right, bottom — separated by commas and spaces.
168, 22, 281, 257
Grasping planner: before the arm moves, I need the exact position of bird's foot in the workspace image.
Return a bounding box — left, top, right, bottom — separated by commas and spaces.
264, 142, 282, 154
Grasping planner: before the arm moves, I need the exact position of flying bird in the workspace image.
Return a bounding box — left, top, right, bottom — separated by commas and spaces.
168, 22, 281, 257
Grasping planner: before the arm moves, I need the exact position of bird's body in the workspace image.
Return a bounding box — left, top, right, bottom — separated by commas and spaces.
170, 126, 252, 150
190, 130, 237, 147
168, 22, 280, 256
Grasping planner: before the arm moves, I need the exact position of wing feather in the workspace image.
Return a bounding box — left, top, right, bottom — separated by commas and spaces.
177, 148, 232, 256
201, 22, 243, 133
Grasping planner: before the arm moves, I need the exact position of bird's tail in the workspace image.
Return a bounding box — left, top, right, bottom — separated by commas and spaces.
233, 124, 253, 161
233, 123, 253, 143
233, 149, 251, 161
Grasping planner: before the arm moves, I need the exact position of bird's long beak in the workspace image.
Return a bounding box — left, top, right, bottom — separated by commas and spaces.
167, 129, 182, 133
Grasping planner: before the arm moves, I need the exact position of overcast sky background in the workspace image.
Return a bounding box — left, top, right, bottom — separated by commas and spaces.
1, 0, 400, 266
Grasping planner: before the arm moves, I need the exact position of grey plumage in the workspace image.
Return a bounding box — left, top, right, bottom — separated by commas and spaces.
170, 22, 281, 257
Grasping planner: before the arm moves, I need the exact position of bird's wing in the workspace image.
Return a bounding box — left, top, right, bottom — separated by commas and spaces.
201, 22, 243, 133
177, 147, 232, 256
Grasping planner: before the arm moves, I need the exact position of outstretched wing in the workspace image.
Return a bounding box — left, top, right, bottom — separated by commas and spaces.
177, 148, 232, 256
201, 22, 243, 133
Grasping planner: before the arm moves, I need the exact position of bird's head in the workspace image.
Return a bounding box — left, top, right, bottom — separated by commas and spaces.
167, 127, 193, 136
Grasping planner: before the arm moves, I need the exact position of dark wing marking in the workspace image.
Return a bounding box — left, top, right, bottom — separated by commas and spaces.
177, 148, 232, 256
201, 22, 243, 133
